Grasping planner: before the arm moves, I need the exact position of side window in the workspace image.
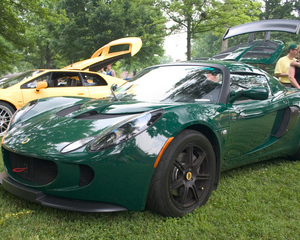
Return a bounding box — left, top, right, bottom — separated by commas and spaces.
49, 72, 82, 87
230, 74, 270, 102
21, 73, 51, 89
81, 73, 107, 86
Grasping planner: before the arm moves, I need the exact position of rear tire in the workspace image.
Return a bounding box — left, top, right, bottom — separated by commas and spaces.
146, 130, 216, 217
0, 102, 15, 136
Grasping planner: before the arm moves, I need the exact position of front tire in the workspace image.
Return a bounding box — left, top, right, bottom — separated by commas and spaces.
146, 130, 216, 217
0, 102, 15, 136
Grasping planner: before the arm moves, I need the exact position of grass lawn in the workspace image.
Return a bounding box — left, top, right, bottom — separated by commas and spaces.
0, 140, 300, 239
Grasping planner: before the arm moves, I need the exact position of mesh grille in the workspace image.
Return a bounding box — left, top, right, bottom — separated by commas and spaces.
8, 152, 58, 185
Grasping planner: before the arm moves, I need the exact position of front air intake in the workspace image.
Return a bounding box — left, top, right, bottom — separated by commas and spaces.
8, 152, 58, 185
78, 164, 94, 186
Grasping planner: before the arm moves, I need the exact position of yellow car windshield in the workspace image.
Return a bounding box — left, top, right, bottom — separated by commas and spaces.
0, 70, 44, 89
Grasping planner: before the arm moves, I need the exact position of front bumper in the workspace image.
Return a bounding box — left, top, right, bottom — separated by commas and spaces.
0, 171, 127, 213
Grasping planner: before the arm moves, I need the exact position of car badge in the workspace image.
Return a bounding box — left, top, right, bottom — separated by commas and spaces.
22, 138, 30, 144
186, 172, 192, 181
13, 167, 28, 173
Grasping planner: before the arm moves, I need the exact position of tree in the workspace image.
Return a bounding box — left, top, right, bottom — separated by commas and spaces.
212, 0, 261, 51
22, 0, 68, 69
159, 0, 261, 60
260, 0, 299, 20
54, 0, 167, 72
191, 32, 221, 58
1, 0, 167, 74
0, 0, 51, 74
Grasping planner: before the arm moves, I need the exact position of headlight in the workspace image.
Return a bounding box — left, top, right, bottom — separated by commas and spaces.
9, 100, 38, 128
89, 109, 164, 152
60, 109, 163, 154
60, 136, 95, 154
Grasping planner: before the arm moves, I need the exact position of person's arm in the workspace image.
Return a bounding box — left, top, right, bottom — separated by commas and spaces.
289, 66, 300, 89
290, 60, 300, 67
274, 59, 287, 78
275, 72, 289, 78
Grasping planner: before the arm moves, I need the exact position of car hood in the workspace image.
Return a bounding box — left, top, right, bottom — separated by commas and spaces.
3, 97, 173, 155
62, 37, 142, 72
68, 98, 169, 116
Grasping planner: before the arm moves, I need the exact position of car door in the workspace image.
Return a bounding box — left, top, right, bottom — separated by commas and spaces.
223, 73, 288, 167
21, 72, 90, 104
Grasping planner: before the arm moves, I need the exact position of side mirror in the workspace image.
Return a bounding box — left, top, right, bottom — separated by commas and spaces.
111, 83, 118, 91
110, 83, 119, 101
229, 87, 269, 103
35, 81, 48, 92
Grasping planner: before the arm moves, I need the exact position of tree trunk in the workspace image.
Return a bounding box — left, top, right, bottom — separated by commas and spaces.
221, 38, 228, 52
187, 20, 192, 60
46, 42, 51, 69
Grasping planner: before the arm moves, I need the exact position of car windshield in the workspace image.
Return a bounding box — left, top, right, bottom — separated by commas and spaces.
115, 65, 223, 103
0, 70, 44, 89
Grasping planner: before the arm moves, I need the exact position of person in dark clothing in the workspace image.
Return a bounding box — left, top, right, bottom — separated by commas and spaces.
106, 64, 116, 77
289, 45, 300, 89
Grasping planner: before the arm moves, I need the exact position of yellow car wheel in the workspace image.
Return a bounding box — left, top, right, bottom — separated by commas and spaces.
0, 102, 15, 136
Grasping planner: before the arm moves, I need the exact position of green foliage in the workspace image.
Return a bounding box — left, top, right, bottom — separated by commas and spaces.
192, 32, 221, 58
211, 0, 261, 36
0, 0, 50, 74
159, 0, 214, 60
0, 0, 166, 75
3, 0, 300, 75
109, 0, 168, 71
159, 0, 261, 60
260, 0, 300, 19
21, 1, 68, 70
53, 0, 167, 71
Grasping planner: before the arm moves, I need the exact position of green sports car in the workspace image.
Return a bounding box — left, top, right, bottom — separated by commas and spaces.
1, 19, 300, 217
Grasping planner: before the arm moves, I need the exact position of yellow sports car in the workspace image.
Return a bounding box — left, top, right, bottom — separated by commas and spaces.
0, 37, 142, 135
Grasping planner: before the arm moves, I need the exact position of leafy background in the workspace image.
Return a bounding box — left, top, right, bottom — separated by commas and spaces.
2, 0, 300, 76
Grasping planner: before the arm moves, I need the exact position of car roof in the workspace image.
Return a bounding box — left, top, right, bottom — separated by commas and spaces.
153, 60, 265, 75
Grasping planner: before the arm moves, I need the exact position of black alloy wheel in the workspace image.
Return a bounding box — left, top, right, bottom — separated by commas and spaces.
147, 130, 216, 217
